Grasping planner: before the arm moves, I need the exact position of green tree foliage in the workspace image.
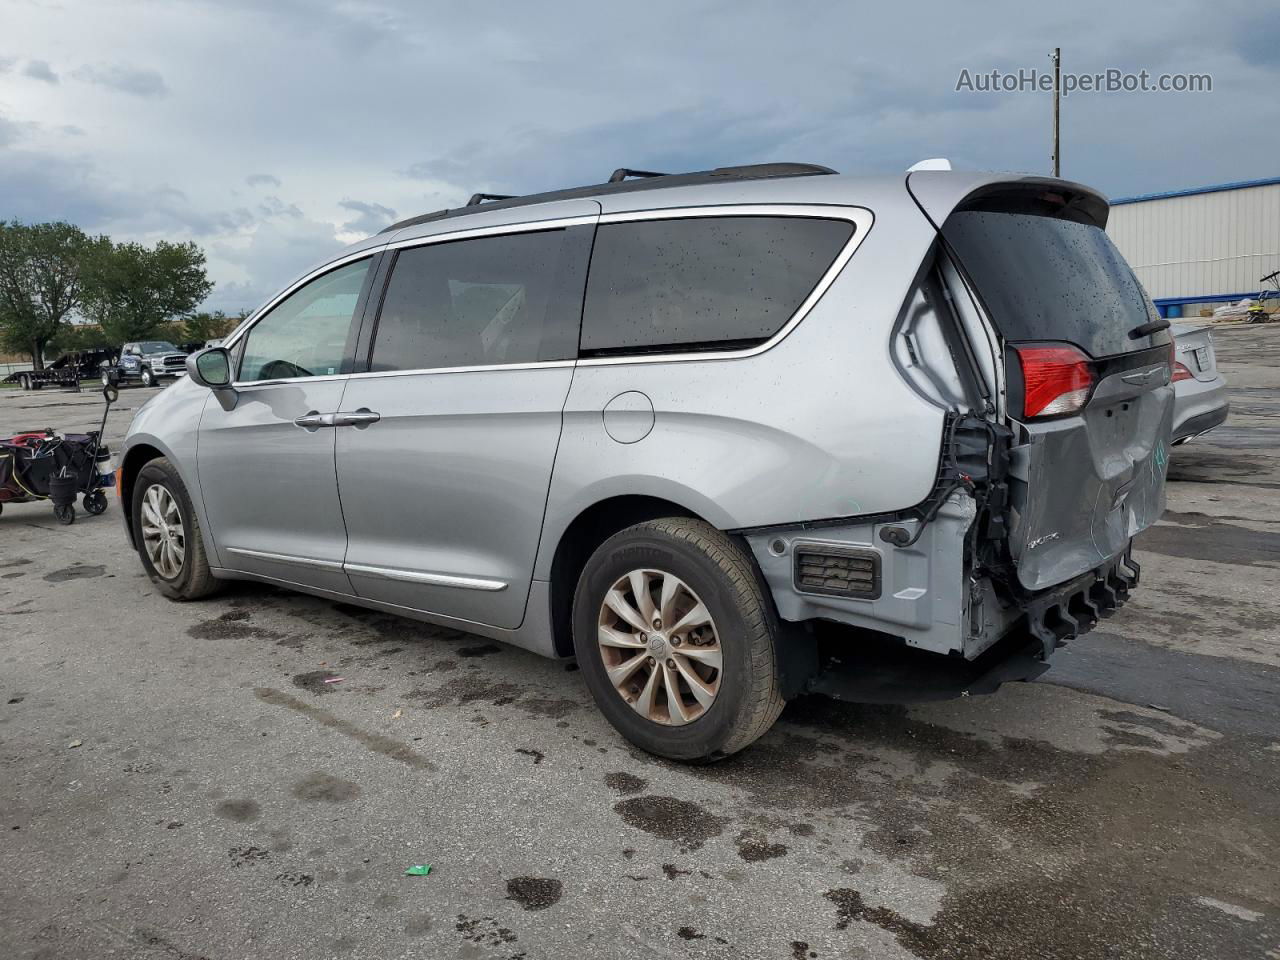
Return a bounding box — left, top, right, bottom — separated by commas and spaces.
0, 221, 97, 369
183, 309, 237, 344
48, 322, 112, 355
81, 239, 214, 344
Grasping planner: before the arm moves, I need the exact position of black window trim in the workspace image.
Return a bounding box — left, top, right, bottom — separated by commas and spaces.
218, 204, 871, 382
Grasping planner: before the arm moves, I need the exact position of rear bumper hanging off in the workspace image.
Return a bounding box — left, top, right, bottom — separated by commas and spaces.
1024, 546, 1141, 659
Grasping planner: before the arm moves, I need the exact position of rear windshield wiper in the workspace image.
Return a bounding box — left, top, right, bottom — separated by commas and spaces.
1128, 318, 1170, 340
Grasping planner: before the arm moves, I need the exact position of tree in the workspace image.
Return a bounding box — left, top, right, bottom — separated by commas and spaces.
48, 322, 112, 356
81, 240, 214, 344
0, 221, 96, 369
184, 309, 236, 344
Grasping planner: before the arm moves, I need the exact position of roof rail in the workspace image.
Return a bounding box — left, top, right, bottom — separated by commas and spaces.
467, 192, 516, 206
380, 162, 838, 235
608, 168, 667, 183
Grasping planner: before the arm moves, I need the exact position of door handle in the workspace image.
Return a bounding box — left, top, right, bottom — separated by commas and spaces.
294, 411, 336, 431
332, 409, 381, 428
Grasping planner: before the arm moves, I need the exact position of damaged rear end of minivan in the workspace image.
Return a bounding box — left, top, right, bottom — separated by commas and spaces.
936, 176, 1173, 661
755, 173, 1173, 694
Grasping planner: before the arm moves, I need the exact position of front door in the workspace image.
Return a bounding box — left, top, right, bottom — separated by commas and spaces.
335, 214, 595, 628
197, 255, 376, 594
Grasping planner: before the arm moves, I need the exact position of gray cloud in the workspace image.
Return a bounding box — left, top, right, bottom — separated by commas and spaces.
0, 116, 21, 149
0, 57, 13, 74
73, 63, 167, 97
245, 173, 281, 188
338, 199, 397, 235
23, 59, 58, 83
257, 195, 303, 219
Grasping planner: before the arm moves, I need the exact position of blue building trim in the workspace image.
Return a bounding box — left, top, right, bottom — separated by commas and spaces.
1111, 176, 1280, 206
1152, 292, 1263, 318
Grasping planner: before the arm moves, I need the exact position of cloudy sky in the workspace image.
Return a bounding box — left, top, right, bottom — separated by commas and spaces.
1, 0, 1275, 313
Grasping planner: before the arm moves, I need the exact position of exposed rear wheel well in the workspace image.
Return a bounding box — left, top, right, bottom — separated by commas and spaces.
549, 496, 699, 657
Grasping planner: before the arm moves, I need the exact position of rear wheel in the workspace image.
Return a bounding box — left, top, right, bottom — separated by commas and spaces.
53, 503, 75, 525
83, 490, 108, 515
19, 374, 30, 390
131, 457, 219, 600
572, 518, 784, 761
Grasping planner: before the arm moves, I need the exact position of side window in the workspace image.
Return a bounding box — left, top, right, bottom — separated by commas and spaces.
238, 258, 371, 382
368, 227, 589, 372
580, 216, 854, 355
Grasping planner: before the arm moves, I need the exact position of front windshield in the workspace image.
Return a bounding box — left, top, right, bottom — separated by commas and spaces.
139, 341, 179, 355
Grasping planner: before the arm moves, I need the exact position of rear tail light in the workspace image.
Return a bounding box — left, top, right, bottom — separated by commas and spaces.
1172, 361, 1195, 382
1014, 344, 1097, 418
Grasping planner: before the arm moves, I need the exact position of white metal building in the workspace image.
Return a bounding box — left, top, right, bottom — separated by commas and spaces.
1106, 177, 1280, 318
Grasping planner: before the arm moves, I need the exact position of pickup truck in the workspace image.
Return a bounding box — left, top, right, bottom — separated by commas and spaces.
100, 341, 189, 388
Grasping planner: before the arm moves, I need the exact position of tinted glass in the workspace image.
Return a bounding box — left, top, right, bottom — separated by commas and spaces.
239, 258, 370, 382
369, 228, 588, 372
943, 211, 1167, 358
140, 341, 179, 354
580, 216, 854, 354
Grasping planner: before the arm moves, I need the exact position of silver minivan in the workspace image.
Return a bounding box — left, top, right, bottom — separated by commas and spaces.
120, 163, 1173, 760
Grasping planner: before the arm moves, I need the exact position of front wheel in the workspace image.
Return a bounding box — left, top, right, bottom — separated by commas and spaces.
572, 518, 784, 762
53, 503, 75, 525
140, 368, 155, 387
131, 457, 219, 600
84, 490, 108, 515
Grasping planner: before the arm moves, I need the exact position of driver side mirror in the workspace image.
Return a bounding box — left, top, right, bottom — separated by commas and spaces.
187, 346, 232, 387
186, 347, 238, 409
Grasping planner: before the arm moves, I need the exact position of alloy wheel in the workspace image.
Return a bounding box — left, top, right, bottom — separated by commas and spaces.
596, 569, 723, 725
140, 483, 185, 579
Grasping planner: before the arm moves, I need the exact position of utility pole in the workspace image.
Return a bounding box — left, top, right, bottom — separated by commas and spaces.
1050, 47, 1061, 177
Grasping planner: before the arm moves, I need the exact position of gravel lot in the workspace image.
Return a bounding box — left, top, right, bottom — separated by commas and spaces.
2, 327, 1278, 960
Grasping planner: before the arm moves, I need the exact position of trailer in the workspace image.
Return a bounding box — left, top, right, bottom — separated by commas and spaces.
2, 349, 114, 391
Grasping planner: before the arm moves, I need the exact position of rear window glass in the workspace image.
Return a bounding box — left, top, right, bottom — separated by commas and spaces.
943, 210, 1166, 358
580, 216, 854, 355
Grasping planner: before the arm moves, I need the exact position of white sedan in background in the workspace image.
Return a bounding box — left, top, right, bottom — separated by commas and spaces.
1170, 322, 1230, 443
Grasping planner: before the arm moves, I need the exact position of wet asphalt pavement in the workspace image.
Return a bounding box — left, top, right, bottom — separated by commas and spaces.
1, 326, 1278, 960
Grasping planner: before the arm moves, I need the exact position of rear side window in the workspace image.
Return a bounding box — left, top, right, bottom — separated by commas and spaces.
580, 216, 854, 355
369, 227, 589, 372
942, 210, 1167, 358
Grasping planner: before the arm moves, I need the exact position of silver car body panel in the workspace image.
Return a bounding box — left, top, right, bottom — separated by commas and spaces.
745, 496, 1018, 659
196, 378, 355, 595
122, 169, 1167, 663
1170, 322, 1230, 443
1005, 371, 1172, 592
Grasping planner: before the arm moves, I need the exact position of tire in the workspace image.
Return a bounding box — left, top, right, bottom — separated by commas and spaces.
83, 490, 108, 515
572, 517, 784, 761
130, 457, 220, 600
19, 374, 30, 391
53, 503, 75, 525
140, 367, 155, 387
101, 371, 110, 387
